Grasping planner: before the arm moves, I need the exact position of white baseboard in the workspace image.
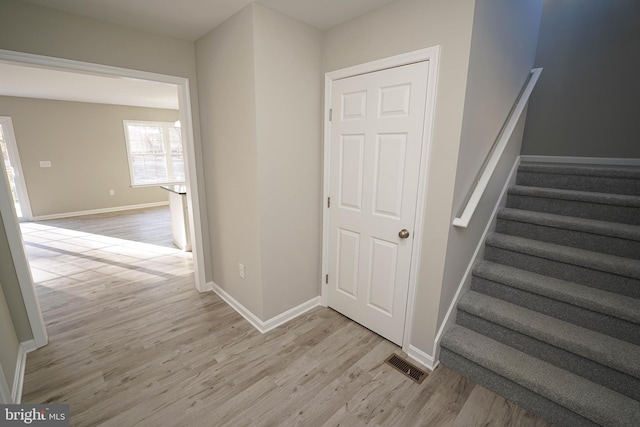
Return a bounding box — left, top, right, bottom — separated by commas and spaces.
209, 282, 321, 334
520, 155, 640, 166
32, 201, 169, 221
407, 345, 438, 371
21, 339, 38, 353
432, 156, 521, 361
200, 281, 214, 293
11, 340, 36, 404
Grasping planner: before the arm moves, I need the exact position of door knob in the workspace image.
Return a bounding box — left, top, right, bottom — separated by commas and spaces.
398, 229, 410, 239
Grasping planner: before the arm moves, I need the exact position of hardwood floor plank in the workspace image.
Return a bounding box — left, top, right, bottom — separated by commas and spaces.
19, 207, 553, 426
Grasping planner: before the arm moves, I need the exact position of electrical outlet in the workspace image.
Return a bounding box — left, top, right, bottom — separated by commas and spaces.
39, 160, 52, 168
109, 189, 115, 196
238, 263, 245, 279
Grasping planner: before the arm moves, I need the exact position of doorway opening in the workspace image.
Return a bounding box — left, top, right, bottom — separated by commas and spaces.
0, 49, 208, 350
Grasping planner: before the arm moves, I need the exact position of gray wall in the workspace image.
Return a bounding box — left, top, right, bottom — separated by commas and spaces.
522, 0, 640, 158
196, 5, 264, 318
0, 279, 20, 398
440, 0, 542, 329
0, 96, 178, 217
253, 4, 323, 320
323, 0, 542, 358
195, 4, 322, 321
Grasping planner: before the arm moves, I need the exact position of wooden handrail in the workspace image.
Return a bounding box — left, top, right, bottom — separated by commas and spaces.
453, 67, 542, 228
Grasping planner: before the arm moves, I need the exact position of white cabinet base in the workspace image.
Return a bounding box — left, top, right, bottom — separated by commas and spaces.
167, 190, 191, 252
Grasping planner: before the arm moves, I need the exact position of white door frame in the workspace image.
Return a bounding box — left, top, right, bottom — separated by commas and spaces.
0, 116, 33, 220
322, 47, 440, 351
0, 49, 209, 348
0, 119, 47, 348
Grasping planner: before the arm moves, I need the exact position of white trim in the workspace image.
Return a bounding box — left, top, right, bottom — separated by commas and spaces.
407, 345, 439, 371
321, 47, 441, 349
11, 340, 35, 404
20, 339, 38, 353
402, 47, 440, 354
520, 155, 640, 166
320, 72, 332, 308
453, 68, 543, 229
211, 282, 321, 334
0, 135, 48, 348
325, 49, 438, 81
122, 119, 185, 188
0, 117, 33, 220
32, 201, 169, 221
432, 156, 521, 361
0, 340, 34, 404
177, 79, 207, 293
0, 48, 207, 294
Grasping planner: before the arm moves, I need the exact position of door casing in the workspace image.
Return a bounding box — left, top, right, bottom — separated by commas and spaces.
321, 47, 440, 352
0, 116, 33, 221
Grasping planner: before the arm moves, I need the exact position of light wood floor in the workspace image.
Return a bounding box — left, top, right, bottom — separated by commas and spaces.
20, 207, 552, 426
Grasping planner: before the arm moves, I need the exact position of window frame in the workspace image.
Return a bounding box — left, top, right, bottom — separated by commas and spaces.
123, 119, 185, 187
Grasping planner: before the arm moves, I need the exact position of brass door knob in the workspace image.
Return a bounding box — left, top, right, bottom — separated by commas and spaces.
398, 229, 410, 239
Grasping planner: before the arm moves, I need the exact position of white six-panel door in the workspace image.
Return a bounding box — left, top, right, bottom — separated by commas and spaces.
327, 61, 429, 345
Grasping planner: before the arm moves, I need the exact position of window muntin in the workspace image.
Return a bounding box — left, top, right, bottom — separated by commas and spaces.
123, 120, 185, 186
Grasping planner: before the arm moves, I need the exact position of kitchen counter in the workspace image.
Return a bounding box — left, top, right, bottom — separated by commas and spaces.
161, 185, 191, 251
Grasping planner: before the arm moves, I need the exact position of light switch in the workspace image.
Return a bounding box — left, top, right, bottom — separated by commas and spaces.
39, 161, 52, 168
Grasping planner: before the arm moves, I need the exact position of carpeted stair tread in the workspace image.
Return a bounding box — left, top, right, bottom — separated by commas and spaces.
441, 326, 640, 427
516, 162, 640, 196
443, 162, 640, 425
458, 291, 640, 379
497, 207, 640, 242
485, 233, 640, 280
439, 349, 598, 426
518, 162, 640, 179
508, 185, 640, 207
473, 261, 640, 324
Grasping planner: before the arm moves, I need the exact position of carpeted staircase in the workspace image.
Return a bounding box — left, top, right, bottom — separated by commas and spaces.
440, 161, 640, 427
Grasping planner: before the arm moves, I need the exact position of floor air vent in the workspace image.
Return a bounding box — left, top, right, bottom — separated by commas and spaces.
385, 354, 428, 384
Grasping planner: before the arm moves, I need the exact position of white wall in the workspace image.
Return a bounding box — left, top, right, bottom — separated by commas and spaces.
0, 96, 178, 217
253, 4, 322, 320
323, 0, 476, 357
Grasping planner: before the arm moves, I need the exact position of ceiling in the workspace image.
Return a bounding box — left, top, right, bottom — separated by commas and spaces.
20, 0, 398, 41
0, 62, 180, 110
5, 0, 397, 109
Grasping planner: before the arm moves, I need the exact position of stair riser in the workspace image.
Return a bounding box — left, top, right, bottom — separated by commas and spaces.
471, 276, 640, 346
506, 194, 640, 225
496, 219, 640, 260
439, 349, 597, 427
456, 311, 640, 401
484, 246, 640, 298
516, 172, 640, 196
